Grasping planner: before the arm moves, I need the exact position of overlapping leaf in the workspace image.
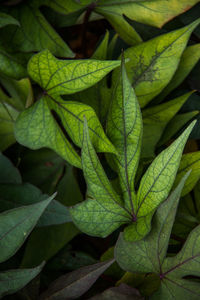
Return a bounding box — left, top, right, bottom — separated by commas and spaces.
15, 50, 120, 167
174, 151, 200, 196
0, 194, 55, 263
113, 19, 200, 108
40, 260, 114, 300
115, 173, 200, 300
96, 0, 200, 44
141, 92, 193, 159
70, 61, 195, 241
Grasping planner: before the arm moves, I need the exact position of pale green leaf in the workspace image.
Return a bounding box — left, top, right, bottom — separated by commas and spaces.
141, 92, 193, 159
174, 151, 200, 196
0, 262, 44, 298
0, 12, 20, 28
107, 58, 142, 213
96, 0, 200, 28
0, 3, 74, 57
14, 95, 116, 168
115, 19, 200, 107
70, 119, 132, 238
156, 44, 200, 102
0, 194, 55, 263
159, 111, 199, 147
14, 96, 82, 168
136, 121, 196, 217
28, 49, 121, 96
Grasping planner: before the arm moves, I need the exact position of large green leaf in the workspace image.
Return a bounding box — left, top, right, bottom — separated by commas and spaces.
174, 151, 200, 196
0, 262, 44, 298
70, 119, 132, 238
155, 44, 200, 102
0, 194, 55, 263
15, 50, 120, 167
40, 260, 114, 300
141, 92, 193, 159
70, 57, 195, 241
114, 19, 200, 107
115, 173, 200, 300
107, 57, 142, 213
0, 3, 73, 57
96, 0, 199, 27
136, 121, 196, 217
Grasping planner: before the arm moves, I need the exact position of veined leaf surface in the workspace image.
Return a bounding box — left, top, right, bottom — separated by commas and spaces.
0, 194, 55, 263
28, 49, 121, 96
70, 119, 132, 238
107, 58, 142, 213
115, 19, 200, 107
136, 121, 196, 217
115, 173, 200, 299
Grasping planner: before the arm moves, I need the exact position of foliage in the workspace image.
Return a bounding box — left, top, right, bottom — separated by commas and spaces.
0, 0, 200, 299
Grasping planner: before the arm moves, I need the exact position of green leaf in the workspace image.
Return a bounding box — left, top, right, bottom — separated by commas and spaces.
21, 223, 79, 268
0, 77, 32, 151
174, 151, 200, 196
158, 111, 199, 147
0, 47, 28, 79
107, 57, 143, 213
40, 260, 114, 300
136, 121, 196, 217
0, 152, 21, 184
28, 49, 121, 96
0, 12, 20, 28
115, 19, 200, 107
0, 194, 55, 263
0, 3, 74, 57
155, 44, 200, 103
96, 0, 200, 29
15, 95, 116, 168
0, 262, 44, 298
70, 119, 132, 238
141, 92, 193, 159
115, 172, 200, 300
0, 183, 71, 227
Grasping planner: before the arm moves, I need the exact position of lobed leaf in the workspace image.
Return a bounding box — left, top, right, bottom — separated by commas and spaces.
28, 49, 121, 96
